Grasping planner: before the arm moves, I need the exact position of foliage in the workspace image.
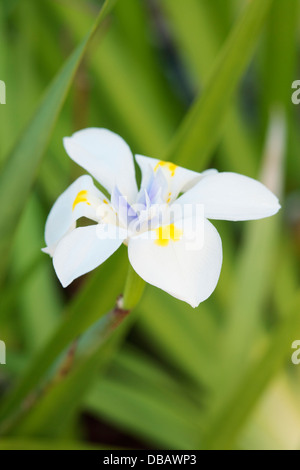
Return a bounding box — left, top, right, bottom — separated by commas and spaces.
0, 0, 299, 450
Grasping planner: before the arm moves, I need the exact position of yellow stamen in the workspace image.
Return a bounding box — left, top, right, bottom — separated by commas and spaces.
72, 190, 91, 211
154, 160, 178, 177
155, 224, 183, 247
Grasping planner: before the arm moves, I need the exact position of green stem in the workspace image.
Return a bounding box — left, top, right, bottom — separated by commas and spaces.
122, 263, 146, 311
90, 264, 145, 343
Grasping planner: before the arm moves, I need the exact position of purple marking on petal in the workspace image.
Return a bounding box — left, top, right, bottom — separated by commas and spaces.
111, 186, 138, 227
138, 168, 167, 206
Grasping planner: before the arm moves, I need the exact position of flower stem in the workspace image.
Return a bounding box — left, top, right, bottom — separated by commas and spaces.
94, 264, 145, 339
122, 263, 146, 311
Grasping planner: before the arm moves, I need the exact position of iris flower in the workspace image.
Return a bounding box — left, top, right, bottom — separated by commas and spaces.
43, 128, 280, 307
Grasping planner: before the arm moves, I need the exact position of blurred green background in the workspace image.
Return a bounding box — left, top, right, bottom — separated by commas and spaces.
0, 0, 300, 450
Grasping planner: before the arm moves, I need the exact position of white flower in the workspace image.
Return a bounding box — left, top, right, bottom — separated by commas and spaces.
43, 128, 280, 307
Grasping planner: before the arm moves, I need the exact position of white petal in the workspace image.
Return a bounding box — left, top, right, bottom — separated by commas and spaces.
136, 155, 203, 203
43, 224, 75, 257
44, 175, 105, 253
128, 217, 222, 307
53, 225, 127, 287
63, 128, 138, 203
176, 172, 281, 221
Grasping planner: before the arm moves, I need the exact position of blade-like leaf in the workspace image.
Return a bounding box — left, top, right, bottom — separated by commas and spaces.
202, 292, 300, 450
9, 311, 135, 439
0, 0, 117, 285
49, 0, 181, 156
0, 248, 127, 425
0, 437, 115, 450
165, 0, 274, 169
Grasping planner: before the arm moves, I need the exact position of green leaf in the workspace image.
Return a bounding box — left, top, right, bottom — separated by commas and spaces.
165, 0, 274, 169
85, 376, 198, 449
0, 0, 117, 285
160, 0, 259, 176
0, 248, 127, 425
49, 0, 182, 156
11, 195, 62, 353
9, 309, 135, 439
0, 437, 116, 450
137, 286, 222, 388
202, 291, 300, 450
85, 346, 201, 449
